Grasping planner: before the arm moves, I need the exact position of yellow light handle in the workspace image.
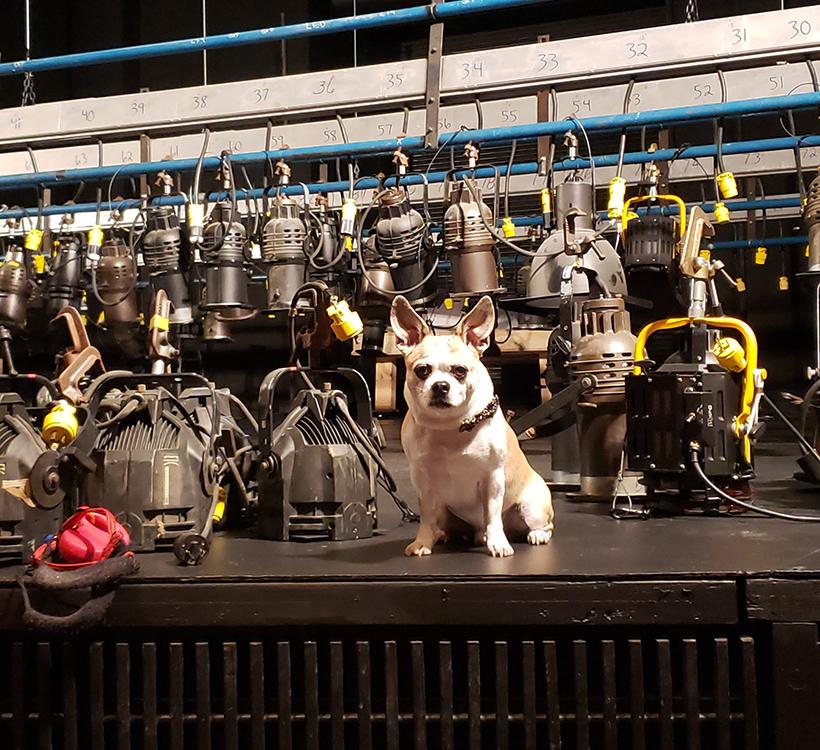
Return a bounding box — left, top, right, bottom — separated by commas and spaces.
341, 199, 358, 221
621, 195, 686, 240
340, 198, 358, 236
713, 337, 746, 372
213, 487, 227, 523
187, 202, 205, 228
633, 316, 760, 437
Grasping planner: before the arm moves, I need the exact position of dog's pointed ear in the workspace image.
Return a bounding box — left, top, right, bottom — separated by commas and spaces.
391, 296, 431, 353
456, 296, 495, 355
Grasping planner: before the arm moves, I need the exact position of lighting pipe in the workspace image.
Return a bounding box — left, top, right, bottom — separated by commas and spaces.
0, 138, 817, 222
499, 215, 808, 231
0, 0, 554, 77
2, 92, 820, 193
704, 236, 808, 249
0, 195, 802, 232
602, 196, 802, 217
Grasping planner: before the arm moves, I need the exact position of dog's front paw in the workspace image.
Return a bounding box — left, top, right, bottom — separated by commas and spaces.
486, 535, 514, 557
405, 540, 433, 556
527, 529, 552, 545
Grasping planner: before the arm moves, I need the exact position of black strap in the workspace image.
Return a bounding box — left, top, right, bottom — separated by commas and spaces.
18, 555, 139, 632
32, 553, 138, 590
18, 580, 118, 631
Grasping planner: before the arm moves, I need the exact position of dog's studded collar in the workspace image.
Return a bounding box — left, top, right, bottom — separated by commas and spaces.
459, 395, 500, 433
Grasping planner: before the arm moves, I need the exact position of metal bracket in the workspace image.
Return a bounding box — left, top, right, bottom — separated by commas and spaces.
536, 87, 553, 169
41, 187, 51, 253
510, 375, 596, 437
53, 307, 105, 404
150, 289, 179, 375
139, 134, 151, 197
424, 3, 444, 150
536, 35, 553, 170
746, 176, 758, 241
657, 128, 671, 194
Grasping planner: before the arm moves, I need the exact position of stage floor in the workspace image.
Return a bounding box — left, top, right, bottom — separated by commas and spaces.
2, 419, 820, 629
63, 427, 820, 579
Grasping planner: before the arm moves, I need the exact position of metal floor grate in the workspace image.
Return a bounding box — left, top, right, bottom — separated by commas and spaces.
0, 632, 759, 750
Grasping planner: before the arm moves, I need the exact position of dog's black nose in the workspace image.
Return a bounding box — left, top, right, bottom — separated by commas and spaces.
432, 381, 450, 396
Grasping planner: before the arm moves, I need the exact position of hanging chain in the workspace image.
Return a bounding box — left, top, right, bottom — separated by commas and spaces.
21, 73, 36, 107
21, 0, 35, 106
685, 0, 700, 23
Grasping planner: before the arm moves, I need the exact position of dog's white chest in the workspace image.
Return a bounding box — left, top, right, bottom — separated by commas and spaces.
404, 418, 504, 529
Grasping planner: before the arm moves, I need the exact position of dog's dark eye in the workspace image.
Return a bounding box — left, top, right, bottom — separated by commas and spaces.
414, 364, 432, 380
451, 365, 468, 381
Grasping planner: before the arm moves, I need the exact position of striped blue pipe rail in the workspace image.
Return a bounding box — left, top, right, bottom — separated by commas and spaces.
0, 0, 553, 77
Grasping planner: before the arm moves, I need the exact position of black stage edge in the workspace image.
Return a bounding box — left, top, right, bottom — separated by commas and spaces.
2, 428, 820, 748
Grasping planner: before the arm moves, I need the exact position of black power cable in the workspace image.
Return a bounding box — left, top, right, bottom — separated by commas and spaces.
690, 449, 820, 522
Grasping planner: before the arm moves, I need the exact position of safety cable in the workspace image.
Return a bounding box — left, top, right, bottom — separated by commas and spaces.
192, 128, 210, 201
504, 139, 516, 219
564, 118, 596, 214
333, 394, 419, 522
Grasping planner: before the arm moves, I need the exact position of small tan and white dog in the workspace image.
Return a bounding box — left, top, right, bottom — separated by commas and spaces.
391, 295, 554, 557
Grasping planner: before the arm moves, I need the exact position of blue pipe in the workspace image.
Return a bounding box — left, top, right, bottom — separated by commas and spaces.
0, 0, 552, 77
3, 91, 819, 192
0, 188, 801, 225
613, 197, 803, 218
446, 92, 820, 144
557, 136, 820, 172
705, 236, 808, 249
0, 163, 807, 222
0, 163, 540, 219
506, 215, 809, 233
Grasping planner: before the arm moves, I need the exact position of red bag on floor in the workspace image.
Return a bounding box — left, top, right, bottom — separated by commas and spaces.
32, 506, 130, 569
21, 507, 138, 631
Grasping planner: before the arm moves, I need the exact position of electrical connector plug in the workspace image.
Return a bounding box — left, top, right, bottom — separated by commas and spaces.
607, 177, 626, 219
327, 298, 363, 341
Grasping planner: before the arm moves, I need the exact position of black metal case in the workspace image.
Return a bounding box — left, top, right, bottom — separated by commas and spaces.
626, 370, 741, 479
257, 368, 378, 542
76, 374, 246, 552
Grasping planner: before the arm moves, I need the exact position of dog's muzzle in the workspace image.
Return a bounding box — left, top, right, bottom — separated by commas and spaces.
429, 381, 452, 407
